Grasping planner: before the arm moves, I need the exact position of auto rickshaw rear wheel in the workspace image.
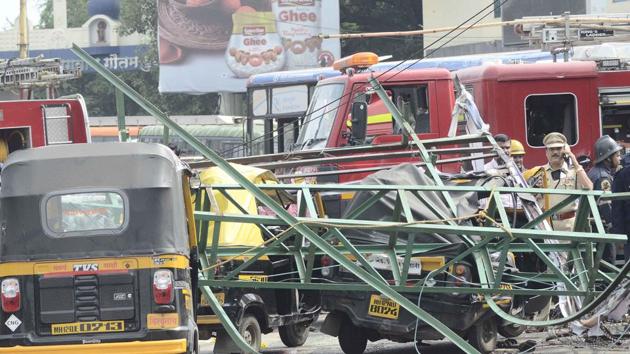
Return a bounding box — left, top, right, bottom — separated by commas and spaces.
239, 314, 262, 352
468, 316, 498, 354
338, 318, 368, 354
279, 321, 310, 347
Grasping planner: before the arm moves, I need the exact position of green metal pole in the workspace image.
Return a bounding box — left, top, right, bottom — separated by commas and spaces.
115, 88, 129, 142
72, 44, 481, 354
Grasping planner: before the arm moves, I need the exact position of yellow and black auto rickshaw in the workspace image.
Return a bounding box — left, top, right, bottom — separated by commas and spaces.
0, 143, 199, 353
194, 164, 321, 353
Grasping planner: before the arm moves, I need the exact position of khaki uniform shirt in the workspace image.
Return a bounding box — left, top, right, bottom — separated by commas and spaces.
537, 162, 579, 231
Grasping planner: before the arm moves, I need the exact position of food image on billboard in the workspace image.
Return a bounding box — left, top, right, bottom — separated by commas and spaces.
157, 0, 340, 93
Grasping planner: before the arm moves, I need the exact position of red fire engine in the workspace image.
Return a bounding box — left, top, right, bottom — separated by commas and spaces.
290, 52, 630, 175
293, 52, 457, 183
457, 60, 630, 167
0, 95, 91, 163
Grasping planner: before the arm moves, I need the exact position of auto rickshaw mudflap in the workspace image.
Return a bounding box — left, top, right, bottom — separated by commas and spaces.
0, 143, 198, 352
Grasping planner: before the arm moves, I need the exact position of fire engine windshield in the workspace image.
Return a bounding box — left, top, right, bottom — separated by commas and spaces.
295, 83, 344, 150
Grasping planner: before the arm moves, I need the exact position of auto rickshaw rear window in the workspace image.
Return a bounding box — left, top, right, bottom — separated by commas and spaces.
43, 191, 127, 237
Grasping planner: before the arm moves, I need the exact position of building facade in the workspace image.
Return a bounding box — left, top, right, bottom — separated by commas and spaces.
0, 0, 149, 72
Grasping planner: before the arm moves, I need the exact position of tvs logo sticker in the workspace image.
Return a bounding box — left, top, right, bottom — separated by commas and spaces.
73, 263, 99, 272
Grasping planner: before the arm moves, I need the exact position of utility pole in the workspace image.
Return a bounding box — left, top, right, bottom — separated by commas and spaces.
18, 0, 29, 59
18, 0, 29, 99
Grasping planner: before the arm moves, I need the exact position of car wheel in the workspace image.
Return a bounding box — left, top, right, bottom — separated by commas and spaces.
338, 319, 367, 354
498, 306, 528, 338
239, 314, 262, 353
279, 322, 310, 347
468, 317, 498, 354
498, 322, 527, 338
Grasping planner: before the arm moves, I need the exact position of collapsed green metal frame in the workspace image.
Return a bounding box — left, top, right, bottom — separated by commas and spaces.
72, 45, 630, 354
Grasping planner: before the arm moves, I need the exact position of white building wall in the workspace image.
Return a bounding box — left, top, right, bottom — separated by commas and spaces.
0, 5, 147, 52
423, 0, 503, 49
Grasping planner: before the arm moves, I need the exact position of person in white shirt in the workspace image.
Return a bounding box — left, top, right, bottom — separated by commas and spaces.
485, 134, 511, 171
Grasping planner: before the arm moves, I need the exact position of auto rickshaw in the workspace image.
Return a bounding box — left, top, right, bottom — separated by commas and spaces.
0, 143, 199, 353
194, 164, 320, 353
318, 164, 514, 354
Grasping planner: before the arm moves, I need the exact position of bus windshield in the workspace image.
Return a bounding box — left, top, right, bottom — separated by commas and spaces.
295, 83, 345, 150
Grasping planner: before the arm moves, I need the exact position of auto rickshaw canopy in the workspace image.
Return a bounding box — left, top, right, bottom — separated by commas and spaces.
0, 143, 191, 261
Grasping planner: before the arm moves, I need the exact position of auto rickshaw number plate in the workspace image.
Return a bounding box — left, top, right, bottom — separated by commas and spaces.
367, 294, 400, 320
51, 320, 124, 335
238, 274, 269, 282
200, 292, 225, 306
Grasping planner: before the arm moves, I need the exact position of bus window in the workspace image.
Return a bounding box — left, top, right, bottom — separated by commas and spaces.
252, 89, 268, 116
272, 85, 309, 115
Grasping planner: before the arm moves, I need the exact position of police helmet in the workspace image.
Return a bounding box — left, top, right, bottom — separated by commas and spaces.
594, 135, 622, 163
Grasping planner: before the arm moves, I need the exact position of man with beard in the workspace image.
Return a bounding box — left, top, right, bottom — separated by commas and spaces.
587, 135, 623, 264
536, 133, 593, 231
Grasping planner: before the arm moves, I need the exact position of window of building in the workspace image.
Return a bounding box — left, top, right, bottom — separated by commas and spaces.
525, 93, 578, 147
493, 0, 502, 18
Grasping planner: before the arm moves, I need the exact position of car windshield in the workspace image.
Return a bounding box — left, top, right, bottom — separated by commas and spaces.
294, 83, 344, 150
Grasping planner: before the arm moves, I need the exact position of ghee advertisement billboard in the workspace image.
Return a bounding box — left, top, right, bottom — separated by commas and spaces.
157, 0, 341, 93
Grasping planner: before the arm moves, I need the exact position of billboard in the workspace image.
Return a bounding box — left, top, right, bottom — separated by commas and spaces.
157, 0, 341, 93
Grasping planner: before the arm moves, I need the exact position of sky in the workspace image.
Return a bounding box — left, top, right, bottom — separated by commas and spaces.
1, 0, 42, 31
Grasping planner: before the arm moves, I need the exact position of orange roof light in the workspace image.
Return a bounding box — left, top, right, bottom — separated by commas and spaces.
333, 52, 379, 73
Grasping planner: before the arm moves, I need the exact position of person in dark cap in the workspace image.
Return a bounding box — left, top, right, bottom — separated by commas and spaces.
532, 132, 592, 231
612, 151, 630, 263
587, 135, 623, 264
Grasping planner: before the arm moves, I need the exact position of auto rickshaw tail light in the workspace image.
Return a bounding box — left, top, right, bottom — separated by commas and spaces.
1, 278, 20, 313
320, 256, 334, 277
153, 270, 174, 305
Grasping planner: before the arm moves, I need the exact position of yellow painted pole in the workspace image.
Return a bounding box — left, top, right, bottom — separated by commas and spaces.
18, 0, 29, 59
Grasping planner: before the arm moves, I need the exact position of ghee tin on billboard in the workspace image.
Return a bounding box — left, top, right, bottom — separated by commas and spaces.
225, 11, 286, 78
272, 0, 323, 70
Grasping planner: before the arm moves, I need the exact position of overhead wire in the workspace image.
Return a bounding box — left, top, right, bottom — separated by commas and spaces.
216, 0, 511, 159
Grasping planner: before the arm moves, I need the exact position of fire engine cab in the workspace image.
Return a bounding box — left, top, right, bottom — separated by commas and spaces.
0, 95, 91, 164
294, 53, 456, 180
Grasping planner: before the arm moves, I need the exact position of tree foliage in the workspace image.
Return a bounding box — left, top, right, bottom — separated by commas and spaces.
340, 0, 423, 60
38, 0, 90, 28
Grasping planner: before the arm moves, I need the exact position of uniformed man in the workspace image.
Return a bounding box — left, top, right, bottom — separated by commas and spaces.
587, 135, 622, 264
510, 139, 526, 172
533, 132, 593, 231
612, 152, 630, 263
485, 134, 511, 170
